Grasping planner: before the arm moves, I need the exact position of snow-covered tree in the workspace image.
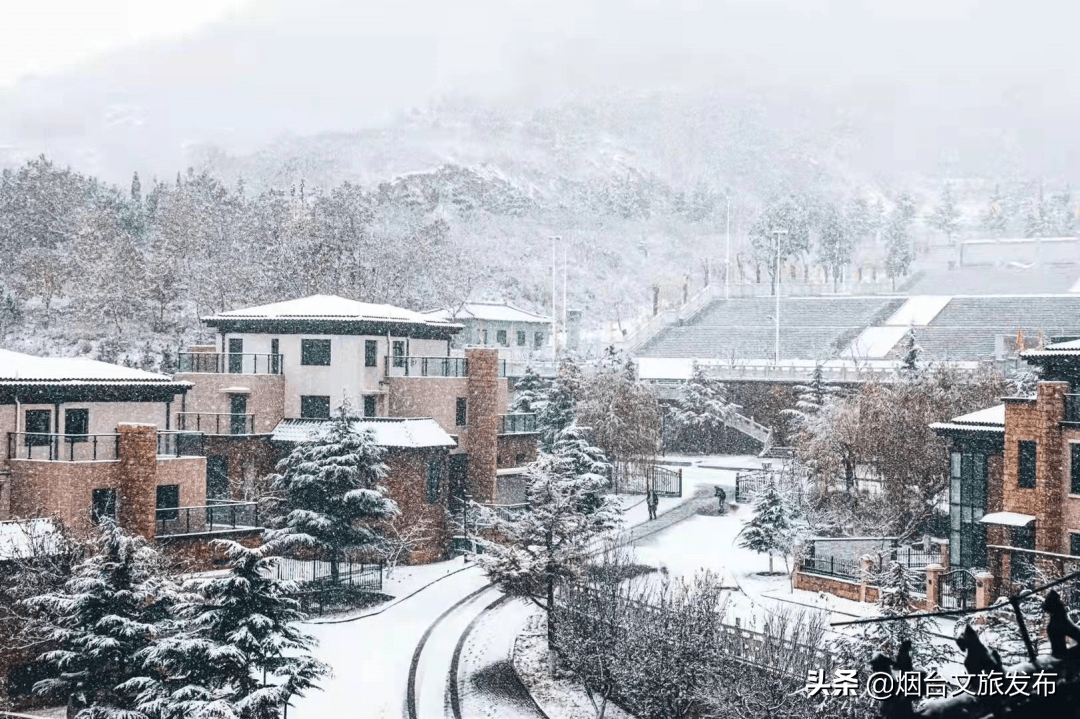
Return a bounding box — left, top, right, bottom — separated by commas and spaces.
1049, 186, 1075, 237
537, 358, 584, 451
748, 197, 813, 295
884, 211, 914, 288
577, 372, 662, 479
981, 184, 1010, 237
132, 541, 329, 719
900, 328, 922, 373
817, 202, 854, 291
510, 365, 549, 415
1024, 183, 1053, 238
928, 183, 961, 242
478, 434, 622, 659
737, 480, 801, 573
28, 520, 178, 715
669, 364, 732, 453
783, 364, 841, 432
268, 401, 399, 583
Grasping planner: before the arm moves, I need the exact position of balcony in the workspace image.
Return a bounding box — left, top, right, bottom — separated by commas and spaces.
500, 361, 558, 378
176, 412, 255, 435
385, 355, 468, 378
156, 431, 206, 458
1065, 394, 1080, 423
498, 413, 538, 434
7, 432, 119, 461
177, 352, 283, 375
155, 500, 262, 537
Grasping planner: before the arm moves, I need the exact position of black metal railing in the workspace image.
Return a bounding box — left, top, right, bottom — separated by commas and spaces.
384, 355, 468, 378
7, 432, 119, 461
156, 431, 206, 458
800, 555, 867, 582
500, 361, 559, 378
176, 352, 284, 375
497, 413, 538, 434
269, 557, 383, 591
1065, 394, 1080, 423
155, 500, 260, 537
176, 412, 255, 435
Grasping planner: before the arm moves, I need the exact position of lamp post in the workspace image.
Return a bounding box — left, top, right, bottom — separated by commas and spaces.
724, 191, 731, 300
773, 228, 788, 364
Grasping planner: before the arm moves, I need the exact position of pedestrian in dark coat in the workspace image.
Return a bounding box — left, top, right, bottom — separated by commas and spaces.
647, 489, 659, 520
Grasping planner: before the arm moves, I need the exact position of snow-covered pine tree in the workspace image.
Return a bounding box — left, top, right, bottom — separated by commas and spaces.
268, 401, 399, 583
928, 183, 961, 243
537, 358, 583, 451
28, 520, 179, 715
1049, 186, 1075, 237
900, 328, 922, 373
478, 433, 622, 660
982, 184, 1010, 237
510, 365, 549, 415
783, 363, 839, 428
133, 541, 329, 719
1025, 183, 1053, 238
670, 363, 731, 453
884, 211, 914, 289
818, 202, 854, 291
551, 423, 613, 517
736, 479, 800, 574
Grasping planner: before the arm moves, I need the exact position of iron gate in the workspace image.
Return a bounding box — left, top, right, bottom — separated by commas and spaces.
610, 463, 682, 497
938, 569, 977, 613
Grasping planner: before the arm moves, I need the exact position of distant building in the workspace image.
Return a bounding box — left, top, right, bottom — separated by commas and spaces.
422, 302, 553, 364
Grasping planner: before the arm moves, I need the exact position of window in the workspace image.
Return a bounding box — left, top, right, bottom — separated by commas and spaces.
515, 453, 527, 466
517, 330, 526, 347
1010, 524, 1036, 581
1018, 440, 1037, 488
300, 396, 331, 419
475, 327, 483, 344
1072, 444, 1080, 495
949, 451, 988, 570
497, 329, 508, 346
456, 398, 468, 427
427, 460, 441, 503
301, 339, 332, 366
156, 485, 180, 521
24, 409, 51, 446
271, 339, 280, 373
92, 488, 117, 524
363, 395, 377, 418
1071, 532, 1080, 557
365, 340, 378, 367
65, 408, 89, 442
482, 330, 489, 345
392, 340, 405, 368
534, 331, 544, 350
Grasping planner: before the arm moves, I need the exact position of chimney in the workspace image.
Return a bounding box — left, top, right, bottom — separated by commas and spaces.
465, 348, 500, 504
116, 423, 158, 540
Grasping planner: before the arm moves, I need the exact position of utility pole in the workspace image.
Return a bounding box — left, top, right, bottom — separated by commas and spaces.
773, 228, 788, 364
563, 243, 568, 347
725, 190, 731, 300
550, 235, 560, 358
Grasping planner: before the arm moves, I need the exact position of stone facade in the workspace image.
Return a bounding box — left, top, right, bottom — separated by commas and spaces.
174, 372, 286, 435
496, 434, 538, 470
465, 349, 501, 504
381, 448, 453, 564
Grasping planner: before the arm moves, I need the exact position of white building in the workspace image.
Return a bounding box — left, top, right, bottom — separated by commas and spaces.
422, 302, 553, 364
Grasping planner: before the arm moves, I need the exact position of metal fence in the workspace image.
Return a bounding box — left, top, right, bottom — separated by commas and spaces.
385, 355, 468, 377
155, 501, 260, 536
610, 463, 682, 497
800, 555, 867, 582
6, 432, 119, 461
938, 569, 977, 613
177, 352, 283, 374
269, 557, 383, 590
501, 361, 559, 378
497, 413, 538, 434
176, 412, 255, 435
156, 431, 205, 457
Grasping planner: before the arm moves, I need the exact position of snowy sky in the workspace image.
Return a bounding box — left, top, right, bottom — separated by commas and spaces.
0, 0, 252, 87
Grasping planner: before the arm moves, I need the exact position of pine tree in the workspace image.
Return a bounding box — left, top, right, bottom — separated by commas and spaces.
982, 184, 1009, 237
736, 480, 799, 574
784, 364, 839, 428
478, 433, 622, 661
818, 202, 854, 290
1024, 183, 1053, 238
29, 520, 179, 714
551, 424, 613, 517
537, 358, 583, 451
133, 541, 329, 719
900, 328, 922, 373
511, 365, 549, 415
884, 211, 914, 289
1049, 186, 1075, 237
670, 364, 731, 453
268, 402, 399, 583
928, 183, 961, 242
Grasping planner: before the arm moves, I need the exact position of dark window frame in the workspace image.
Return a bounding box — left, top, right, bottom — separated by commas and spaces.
1071, 443, 1080, 495
456, 397, 468, 427
497, 329, 508, 346
517, 330, 526, 346
534, 331, 544, 350
300, 395, 332, 419
365, 340, 378, 367
65, 408, 89, 442
392, 340, 405, 368
300, 339, 332, 366
426, 459, 441, 503
1071, 532, 1080, 557
156, 484, 180, 521
1018, 440, 1037, 489
363, 395, 377, 418
24, 409, 51, 446
92, 488, 117, 524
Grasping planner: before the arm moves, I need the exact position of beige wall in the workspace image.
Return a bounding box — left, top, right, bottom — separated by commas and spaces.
174, 372, 286, 434
9, 459, 121, 534
386, 376, 512, 440
453, 319, 551, 362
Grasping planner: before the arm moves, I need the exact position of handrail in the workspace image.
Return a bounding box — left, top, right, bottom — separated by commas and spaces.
176, 412, 255, 435
6, 432, 119, 461
384, 355, 468, 378
155, 501, 261, 536
497, 413, 538, 434
156, 430, 205, 458
177, 352, 284, 375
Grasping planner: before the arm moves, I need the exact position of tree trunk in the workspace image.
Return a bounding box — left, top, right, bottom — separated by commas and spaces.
547, 573, 557, 675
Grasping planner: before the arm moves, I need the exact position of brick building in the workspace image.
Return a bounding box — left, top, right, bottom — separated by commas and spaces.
932, 336, 1080, 594
174, 294, 539, 562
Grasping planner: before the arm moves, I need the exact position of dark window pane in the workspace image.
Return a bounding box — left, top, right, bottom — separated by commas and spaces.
497, 330, 508, 346
534, 332, 544, 349
92, 488, 117, 524
25, 410, 51, 446
301, 396, 331, 419
950, 452, 961, 478
1071, 533, 1080, 557
392, 341, 405, 367
1072, 444, 1080, 495
156, 485, 180, 521
456, 398, 467, 427
1018, 441, 1037, 488
301, 339, 332, 366
517, 331, 526, 346
363, 395, 376, 418
365, 340, 378, 367
65, 408, 89, 441
427, 460, 441, 503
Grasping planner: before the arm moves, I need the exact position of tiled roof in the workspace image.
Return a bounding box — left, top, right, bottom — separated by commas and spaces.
0, 348, 183, 385
423, 302, 551, 324
204, 295, 460, 328
270, 417, 457, 448
929, 403, 1006, 434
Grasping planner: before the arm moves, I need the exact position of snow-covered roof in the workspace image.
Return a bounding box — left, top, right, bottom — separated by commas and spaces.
0, 519, 64, 561
270, 417, 457, 448
0, 348, 180, 386
979, 511, 1036, 527
422, 302, 551, 324
1021, 337, 1080, 358
204, 295, 460, 329
929, 403, 1006, 434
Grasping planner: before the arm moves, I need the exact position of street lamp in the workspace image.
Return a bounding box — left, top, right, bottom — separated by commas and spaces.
724, 190, 732, 300
772, 228, 788, 364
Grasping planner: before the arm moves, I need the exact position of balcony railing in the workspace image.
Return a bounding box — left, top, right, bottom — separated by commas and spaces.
498, 413, 538, 434
1065, 394, 1080, 423
156, 431, 206, 458
177, 352, 284, 375
155, 500, 261, 537
500, 361, 559, 378
385, 355, 468, 378
7, 432, 119, 461
176, 412, 255, 435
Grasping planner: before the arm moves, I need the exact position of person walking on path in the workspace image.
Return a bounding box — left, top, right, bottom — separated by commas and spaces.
715, 486, 727, 514
646, 488, 659, 521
